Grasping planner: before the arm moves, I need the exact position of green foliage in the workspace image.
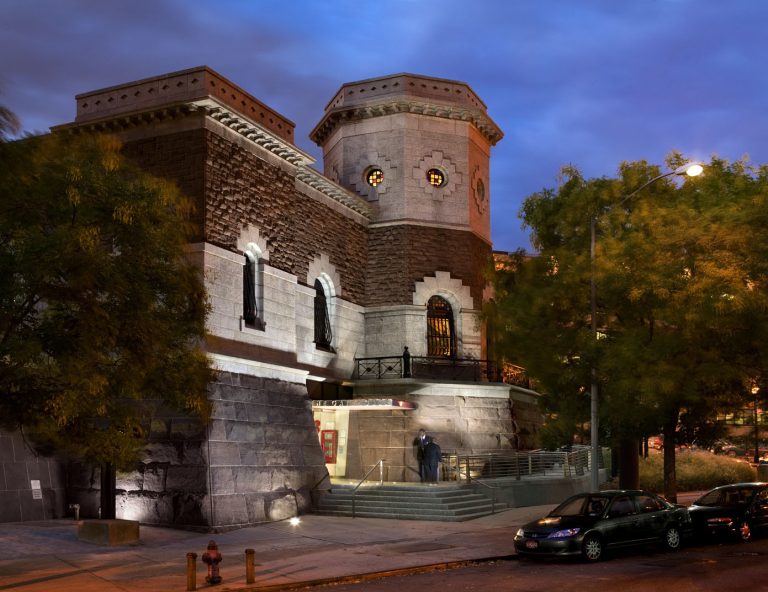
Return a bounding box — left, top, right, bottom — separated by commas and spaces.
488, 155, 768, 494
0, 130, 214, 470
489, 155, 768, 443
639, 452, 756, 492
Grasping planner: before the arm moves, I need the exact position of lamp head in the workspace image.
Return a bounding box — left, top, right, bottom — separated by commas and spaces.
674, 162, 704, 177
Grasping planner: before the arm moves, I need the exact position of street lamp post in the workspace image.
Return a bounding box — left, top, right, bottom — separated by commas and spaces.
753, 385, 761, 464
589, 162, 704, 491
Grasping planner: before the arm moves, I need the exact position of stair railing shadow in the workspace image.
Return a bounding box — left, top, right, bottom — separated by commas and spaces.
351, 459, 384, 518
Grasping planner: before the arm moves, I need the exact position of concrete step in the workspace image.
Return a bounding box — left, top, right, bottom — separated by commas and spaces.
314, 483, 505, 521
318, 500, 494, 512
314, 509, 496, 521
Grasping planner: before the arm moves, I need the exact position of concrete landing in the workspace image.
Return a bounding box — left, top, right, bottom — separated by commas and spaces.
77, 518, 139, 546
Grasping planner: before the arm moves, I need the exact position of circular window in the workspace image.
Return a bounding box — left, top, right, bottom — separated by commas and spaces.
426, 168, 446, 187
366, 168, 384, 187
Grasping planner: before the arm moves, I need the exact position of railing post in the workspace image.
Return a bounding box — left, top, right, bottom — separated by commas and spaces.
379, 459, 384, 485
515, 452, 521, 480
528, 454, 533, 476
465, 455, 471, 483
564, 452, 569, 477
402, 346, 411, 378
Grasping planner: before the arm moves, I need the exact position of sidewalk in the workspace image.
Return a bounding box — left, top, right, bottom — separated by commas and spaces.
0, 491, 703, 592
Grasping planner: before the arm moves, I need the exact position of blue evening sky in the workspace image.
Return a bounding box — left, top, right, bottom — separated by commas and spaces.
2, 0, 766, 252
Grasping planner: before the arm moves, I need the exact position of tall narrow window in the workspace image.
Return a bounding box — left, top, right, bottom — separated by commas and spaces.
314, 279, 333, 350
243, 254, 257, 325
427, 295, 455, 357
243, 252, 264, 330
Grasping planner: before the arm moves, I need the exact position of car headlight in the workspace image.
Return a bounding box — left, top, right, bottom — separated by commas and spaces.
548, 528, 581, 538
515, 528, 524, 537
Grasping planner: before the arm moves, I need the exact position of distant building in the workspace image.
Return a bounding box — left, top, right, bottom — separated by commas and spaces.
1, 67, 542, 528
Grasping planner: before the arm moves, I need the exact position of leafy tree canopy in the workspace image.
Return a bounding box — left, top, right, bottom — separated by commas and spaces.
0, 127, 214, 469
490, 155, 768, 451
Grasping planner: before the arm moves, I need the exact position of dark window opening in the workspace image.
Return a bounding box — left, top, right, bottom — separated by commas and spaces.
243, 254, 265, 330
427, 295, 455, 357
314, 279, 334, 351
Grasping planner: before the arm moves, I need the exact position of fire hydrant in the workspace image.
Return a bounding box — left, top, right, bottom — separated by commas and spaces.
201, 540, 223, 585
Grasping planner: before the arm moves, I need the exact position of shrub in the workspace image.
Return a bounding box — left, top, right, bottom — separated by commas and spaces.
639, 451, 756, 492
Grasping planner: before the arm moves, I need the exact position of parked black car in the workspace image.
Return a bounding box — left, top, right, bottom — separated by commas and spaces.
687, 483, 768, 542
513, 490, 690, 562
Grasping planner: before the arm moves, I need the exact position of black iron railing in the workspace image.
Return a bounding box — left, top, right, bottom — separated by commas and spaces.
354, 349, 534, 387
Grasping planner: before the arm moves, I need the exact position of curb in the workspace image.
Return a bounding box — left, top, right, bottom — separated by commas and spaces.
225, 554, 517, 591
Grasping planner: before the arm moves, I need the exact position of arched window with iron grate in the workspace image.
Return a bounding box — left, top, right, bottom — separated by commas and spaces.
427, 295, 455, 357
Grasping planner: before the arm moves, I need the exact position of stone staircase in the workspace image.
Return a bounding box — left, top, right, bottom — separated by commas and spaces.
314, 483, 506, 521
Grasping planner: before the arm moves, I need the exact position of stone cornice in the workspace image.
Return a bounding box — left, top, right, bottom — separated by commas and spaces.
310, 99, 504, 147
295, 166, 374, 219
194, 99, 313, 166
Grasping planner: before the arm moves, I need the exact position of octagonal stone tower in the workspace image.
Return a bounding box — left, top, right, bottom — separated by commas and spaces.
311, 74, 503, 359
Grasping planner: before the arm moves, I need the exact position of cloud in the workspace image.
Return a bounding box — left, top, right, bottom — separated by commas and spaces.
3, 0, 768, 252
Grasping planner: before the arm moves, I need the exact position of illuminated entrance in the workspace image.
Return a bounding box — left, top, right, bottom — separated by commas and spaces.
311, 399, 416, 478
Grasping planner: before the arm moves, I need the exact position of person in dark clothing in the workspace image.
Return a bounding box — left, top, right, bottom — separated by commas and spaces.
424, 439, 441, 483
413, 429, 431, 482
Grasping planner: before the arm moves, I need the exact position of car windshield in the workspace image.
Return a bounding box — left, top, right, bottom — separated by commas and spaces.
550, 495, 610, 517
696, 487, 757, 507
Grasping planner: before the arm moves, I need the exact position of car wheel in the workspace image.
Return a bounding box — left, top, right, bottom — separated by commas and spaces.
664, 526, 682, 550
582, 534, 603, 562
738, 520, 752, 542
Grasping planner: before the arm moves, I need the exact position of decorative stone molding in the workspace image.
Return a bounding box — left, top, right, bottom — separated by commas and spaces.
412, 271, 474, 311
348, 151, 396, 201
307, 253, 341, 299
471, 165, 488, 214
199, 101, 311, 166
236, 225, 270, 262
295, 166, 374, 218
311, 99, 503, 147
413, 151, 460, 199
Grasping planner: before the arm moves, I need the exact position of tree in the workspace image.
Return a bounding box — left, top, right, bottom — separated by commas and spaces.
490, 155, 768, 499
0, 127, 214, 472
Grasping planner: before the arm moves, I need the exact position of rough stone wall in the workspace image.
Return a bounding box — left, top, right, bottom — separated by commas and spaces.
122, 125, 369, 306
121, 124, 208, 241
66, 372, 328, 530
366, 225, 492, 308
203, 130, 368, 305
205, 371, 327, 529
0, 430, 66, 522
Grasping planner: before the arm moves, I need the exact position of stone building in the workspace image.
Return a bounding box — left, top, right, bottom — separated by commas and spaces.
0, 66, 541, 529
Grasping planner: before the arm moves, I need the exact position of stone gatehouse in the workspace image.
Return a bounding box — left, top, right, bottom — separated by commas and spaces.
0, 67, 542, 529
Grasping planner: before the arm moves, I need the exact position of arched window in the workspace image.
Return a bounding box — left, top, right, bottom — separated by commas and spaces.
243, 251, 265, 330
427, 295, 455, 357
314, 279, 333, 350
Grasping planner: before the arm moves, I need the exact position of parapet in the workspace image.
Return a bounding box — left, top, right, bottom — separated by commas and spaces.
73, 66, 295, 143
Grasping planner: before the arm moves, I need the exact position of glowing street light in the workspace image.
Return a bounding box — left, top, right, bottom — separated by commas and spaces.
589, 161, 704, 491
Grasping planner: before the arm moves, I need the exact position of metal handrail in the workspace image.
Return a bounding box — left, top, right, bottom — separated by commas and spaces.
453, 464, 497, 514
351, 459, 384, 518
442, 448, 595, 482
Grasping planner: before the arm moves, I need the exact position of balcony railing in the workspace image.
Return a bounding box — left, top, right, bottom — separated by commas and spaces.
354, 354, 531, 387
